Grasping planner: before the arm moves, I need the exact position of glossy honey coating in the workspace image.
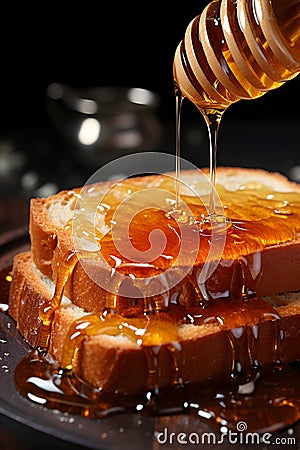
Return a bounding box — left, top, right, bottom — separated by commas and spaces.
8, 173, 300, 429
75, 177, 300, 266
37, 177, 300, 358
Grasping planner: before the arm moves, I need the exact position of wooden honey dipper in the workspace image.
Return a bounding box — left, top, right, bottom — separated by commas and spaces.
173, 0, 300, 112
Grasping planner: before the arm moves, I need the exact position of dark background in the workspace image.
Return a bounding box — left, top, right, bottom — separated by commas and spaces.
0, 3, 299, 202
1, 3, 299, 128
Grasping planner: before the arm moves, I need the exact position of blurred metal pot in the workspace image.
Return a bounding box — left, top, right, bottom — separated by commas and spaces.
46, 83, 164, 169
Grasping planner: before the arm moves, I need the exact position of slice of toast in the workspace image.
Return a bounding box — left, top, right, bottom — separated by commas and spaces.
8, 167, 300, 394
28, 167, 300, 307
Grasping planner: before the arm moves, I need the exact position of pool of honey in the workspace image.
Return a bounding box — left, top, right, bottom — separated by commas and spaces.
13, 348, 300, 434
5, 178, 300, 434
71, 177, 300, 267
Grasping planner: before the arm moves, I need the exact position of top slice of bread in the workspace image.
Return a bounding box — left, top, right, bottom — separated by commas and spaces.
28, 167, 300, 314
8, 167, 300, 394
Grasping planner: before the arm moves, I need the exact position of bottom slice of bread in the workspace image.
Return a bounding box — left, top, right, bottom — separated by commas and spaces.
8, 251, 300, 395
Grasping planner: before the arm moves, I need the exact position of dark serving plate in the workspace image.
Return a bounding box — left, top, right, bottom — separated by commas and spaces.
0, 227, 299, 450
